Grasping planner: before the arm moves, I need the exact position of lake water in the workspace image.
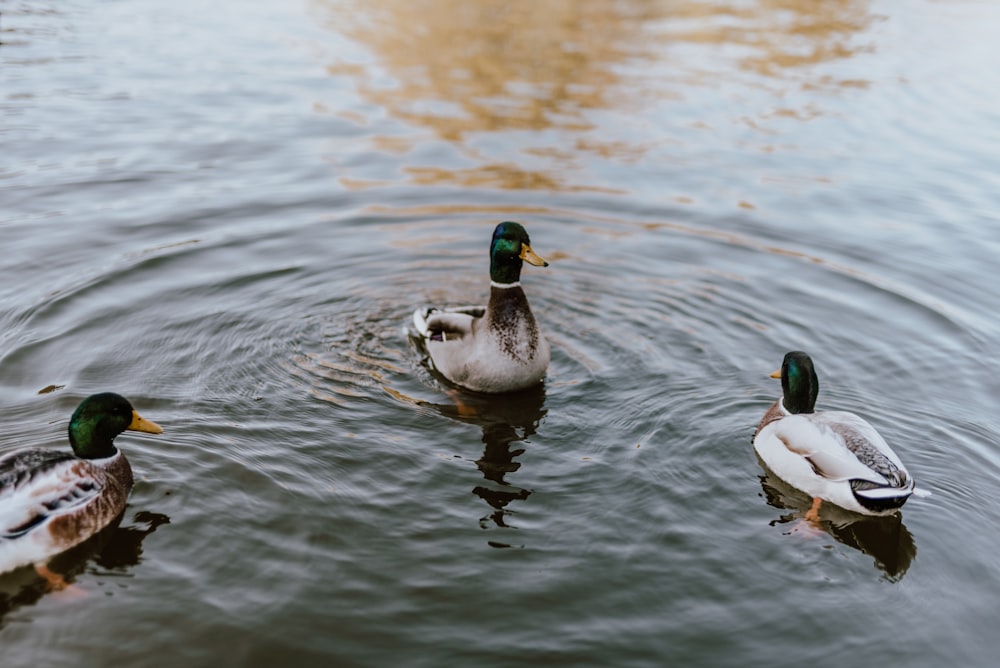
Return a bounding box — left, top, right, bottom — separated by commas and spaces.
2, 0, 1000, 665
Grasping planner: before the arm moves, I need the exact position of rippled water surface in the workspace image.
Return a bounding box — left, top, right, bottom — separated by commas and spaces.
2, 0, 1000, 665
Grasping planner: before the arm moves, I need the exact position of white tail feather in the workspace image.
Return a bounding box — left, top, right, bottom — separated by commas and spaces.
412, 308, 432, 337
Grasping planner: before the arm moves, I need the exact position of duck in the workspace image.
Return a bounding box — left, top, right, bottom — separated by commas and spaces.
752, 351, 915, 517
0, 392, 163, 582
412, 221, 550, 394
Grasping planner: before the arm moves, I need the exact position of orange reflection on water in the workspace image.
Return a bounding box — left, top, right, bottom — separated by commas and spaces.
313, 0, 875, 191
405, 164, 625, 194
661, 0, 877, 77
318, 0, 650, 139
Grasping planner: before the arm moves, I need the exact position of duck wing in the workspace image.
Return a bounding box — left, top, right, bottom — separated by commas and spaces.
771, 414, 899, 485
0, 449, 105, 539
810, 411, 910, 485
413, 306, 483, 342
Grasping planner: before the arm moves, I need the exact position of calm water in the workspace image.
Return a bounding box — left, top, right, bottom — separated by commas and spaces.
2, 0, 1000, 665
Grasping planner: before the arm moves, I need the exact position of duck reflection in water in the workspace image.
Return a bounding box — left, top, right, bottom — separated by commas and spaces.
757, 457, 916, 581
0, 509, 169, 625
425, 385, 546, 548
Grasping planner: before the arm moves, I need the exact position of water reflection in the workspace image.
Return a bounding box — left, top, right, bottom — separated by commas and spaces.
312, 0, 876, 190
664, 0, 878, 81
757, 460, 916, 580
423, 386, 546, 548
0, 510, 170, 627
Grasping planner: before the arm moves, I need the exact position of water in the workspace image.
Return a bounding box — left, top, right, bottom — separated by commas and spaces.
2, 0, 1000, 665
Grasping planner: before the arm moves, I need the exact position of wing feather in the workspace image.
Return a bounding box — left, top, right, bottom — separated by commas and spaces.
0, 450, 105, 539
421, 310, 479, 341
771, 415, 891, 484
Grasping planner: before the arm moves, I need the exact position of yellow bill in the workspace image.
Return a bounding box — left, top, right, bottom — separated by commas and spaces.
128, 410, 164, 434
520, 243, 549, 267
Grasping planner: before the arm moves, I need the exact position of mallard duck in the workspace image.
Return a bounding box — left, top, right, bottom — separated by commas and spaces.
412, 221, 550, 394
752, 351, 915, 517
0, 393, 163, 580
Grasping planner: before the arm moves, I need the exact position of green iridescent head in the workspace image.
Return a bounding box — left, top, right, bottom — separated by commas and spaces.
772, 351, 819, 414
68, 392, 163, 459
489, 221, 548, 285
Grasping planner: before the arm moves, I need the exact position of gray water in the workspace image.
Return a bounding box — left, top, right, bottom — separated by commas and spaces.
2, 0, 1000, 665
